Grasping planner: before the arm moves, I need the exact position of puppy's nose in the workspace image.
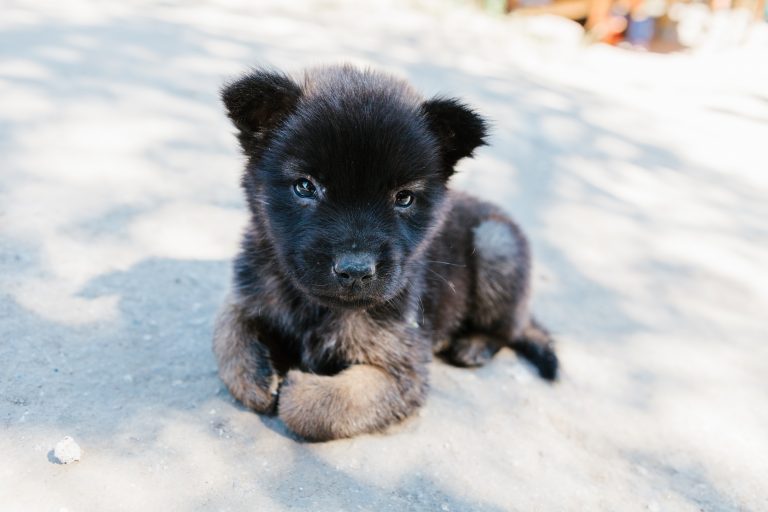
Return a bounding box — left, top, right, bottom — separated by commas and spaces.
333, 253, 376, 286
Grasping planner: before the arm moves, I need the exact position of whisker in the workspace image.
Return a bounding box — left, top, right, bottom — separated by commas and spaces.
424, 260, 466, 268
424, 267, 457, 294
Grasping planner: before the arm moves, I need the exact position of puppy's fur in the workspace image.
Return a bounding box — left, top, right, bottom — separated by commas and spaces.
213, 65, 558, 441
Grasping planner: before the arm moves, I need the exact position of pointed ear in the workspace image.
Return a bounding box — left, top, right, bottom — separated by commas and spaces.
221, 69, 302, 155
422, 97, 488, 175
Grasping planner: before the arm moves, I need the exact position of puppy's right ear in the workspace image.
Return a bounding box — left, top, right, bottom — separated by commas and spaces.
221, 70, 301, 155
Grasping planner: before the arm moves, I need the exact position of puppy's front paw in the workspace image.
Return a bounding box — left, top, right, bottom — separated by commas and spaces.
213, 300, 280, 413
278, 370, 337, 441
226, 369, 279, 413
278, 365, 415, 441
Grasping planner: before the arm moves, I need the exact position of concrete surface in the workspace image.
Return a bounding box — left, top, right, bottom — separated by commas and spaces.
2, 1, 767, 510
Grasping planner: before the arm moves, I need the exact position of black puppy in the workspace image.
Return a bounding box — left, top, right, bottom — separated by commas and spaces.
214, 65, 558, 441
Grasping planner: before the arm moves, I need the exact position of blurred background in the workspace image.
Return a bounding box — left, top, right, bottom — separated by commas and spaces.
1, 1, 767, 511
483, 0, 766, 51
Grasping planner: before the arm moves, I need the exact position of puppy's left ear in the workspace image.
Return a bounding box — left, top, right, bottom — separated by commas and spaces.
422, 97, 488, 176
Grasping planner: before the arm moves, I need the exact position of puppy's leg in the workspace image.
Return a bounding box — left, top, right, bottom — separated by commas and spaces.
278, 364, 426, 441
213, 298, 279, 413
465, 218, 559, 380
446, 333, 503, 367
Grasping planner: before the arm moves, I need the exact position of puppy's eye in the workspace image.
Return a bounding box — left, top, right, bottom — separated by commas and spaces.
293, 178, 317, 199
395, 190, 415, 208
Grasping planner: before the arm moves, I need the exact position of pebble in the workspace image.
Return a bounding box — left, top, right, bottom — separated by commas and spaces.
53, 436, 81, 464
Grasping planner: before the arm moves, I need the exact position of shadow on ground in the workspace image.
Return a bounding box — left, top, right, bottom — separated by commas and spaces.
2, 2, 766, 510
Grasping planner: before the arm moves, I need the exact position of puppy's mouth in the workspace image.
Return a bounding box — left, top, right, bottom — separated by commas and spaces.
309, 287, 387, 309
313, 294, 380, 309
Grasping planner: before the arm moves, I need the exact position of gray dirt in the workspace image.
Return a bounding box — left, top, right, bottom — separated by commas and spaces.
2, 1, 767, 511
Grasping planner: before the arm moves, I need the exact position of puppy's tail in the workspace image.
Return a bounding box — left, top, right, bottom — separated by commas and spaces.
510, 318, 559, 381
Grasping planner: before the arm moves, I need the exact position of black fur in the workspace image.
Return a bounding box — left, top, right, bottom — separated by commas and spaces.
221, 69, 302, 155
422, 97, 488, 174
213, 65, 558, 441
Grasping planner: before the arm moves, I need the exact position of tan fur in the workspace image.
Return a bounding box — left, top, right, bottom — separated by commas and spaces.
278, 365, 411, 441
306, 311, 409, 368
213, 297, 279, 413
214, 66, 559, 441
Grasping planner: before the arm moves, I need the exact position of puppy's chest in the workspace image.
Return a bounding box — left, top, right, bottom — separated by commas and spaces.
301, 311, 411, 371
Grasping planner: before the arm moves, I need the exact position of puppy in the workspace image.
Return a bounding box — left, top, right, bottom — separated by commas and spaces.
214, 65, 558, 441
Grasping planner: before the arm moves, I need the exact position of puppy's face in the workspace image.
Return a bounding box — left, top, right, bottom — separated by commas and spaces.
259, 103, 444, 308
223, 66, 486, 308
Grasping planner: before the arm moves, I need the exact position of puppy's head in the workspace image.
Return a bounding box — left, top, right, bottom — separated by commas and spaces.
222, 65, 487, 308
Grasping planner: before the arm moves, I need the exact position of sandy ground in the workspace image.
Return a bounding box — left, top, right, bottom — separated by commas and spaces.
2, 1, 767, 510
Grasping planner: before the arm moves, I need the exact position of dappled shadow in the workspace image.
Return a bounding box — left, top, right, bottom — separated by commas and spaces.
627, 452, 753, 512
0, 8, 647, 338
209, 443, 509, 512
2, 1, 767, 510
1, 258, 228, 436
0, 256, 543, 510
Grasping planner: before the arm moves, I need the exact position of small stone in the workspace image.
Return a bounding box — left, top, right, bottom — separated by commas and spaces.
53, 436, 81, 464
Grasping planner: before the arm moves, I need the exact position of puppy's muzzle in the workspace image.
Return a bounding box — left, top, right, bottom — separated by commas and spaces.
332, 253, 377, 288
